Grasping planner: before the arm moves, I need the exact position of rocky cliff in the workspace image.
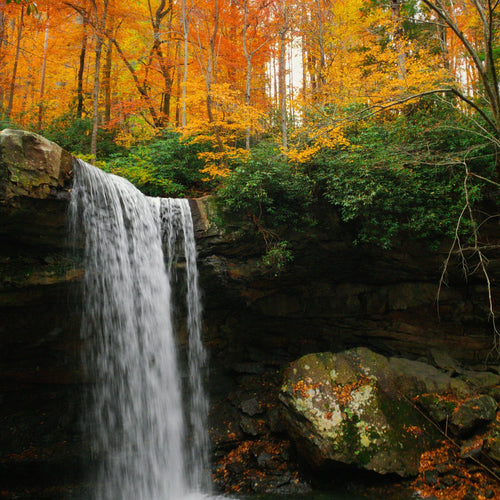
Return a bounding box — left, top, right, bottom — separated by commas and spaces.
1, 129, 499, 497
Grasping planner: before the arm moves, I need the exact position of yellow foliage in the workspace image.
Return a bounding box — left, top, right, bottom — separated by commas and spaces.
286, 125, 350, 164
182, 82, 263, 179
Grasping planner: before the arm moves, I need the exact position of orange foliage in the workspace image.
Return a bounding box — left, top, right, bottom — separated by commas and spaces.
0, 0, 489, 167
413, 439, 500, 499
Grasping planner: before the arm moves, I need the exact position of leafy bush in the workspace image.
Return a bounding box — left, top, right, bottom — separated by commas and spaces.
218, 141, 315, 229
106, 130, 215, 197
309, 99, 495, 248
42, 115, 126, 158
217, 141, 315, 274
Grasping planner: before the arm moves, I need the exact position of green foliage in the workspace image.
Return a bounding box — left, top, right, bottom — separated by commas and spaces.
42, 115, 126, 158
106, 130, 213, 197
310, 99, 495, 248
217, 141, 315, 274
261, 241, 294, 276
218, 141, 315, 229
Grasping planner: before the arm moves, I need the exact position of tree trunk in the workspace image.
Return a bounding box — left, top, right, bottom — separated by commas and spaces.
38, 13, 50, 129
181, 0, 189, 127
77, 18, 87, 119
243, 0, 251, 150
150, 0, 174, 126
103, 34, 113, 125
391, 0, 406, 82
0, 11, 8, 116
279, 28, 287, 150
6, 6, 24, 121
315, 0, 326, 86
90, 0, 109, 158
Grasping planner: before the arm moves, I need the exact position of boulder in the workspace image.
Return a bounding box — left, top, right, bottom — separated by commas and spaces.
483, 422, 500, 462
449, 395, 498, 437
414, 393, 458, 424
0, 128, 73, 248
279, 348, 438, 477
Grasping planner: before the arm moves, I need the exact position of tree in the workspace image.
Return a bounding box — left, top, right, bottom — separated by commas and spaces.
418, 1, 500, 176
240, 0, 271, 149
5, 4, 24, 121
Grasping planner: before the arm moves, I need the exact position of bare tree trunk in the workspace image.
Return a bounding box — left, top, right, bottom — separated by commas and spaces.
0, 11, 8, 117
90, 0, 109, 158
391, 0, 406, 82
148, 0, 175, 126
206, 0, 227, 164
315, 0, 326, 86
175, 39, 181, 126
6, 6, 24, 121
181, 0, 189, 127
279, 28, 287, 150
103, 33, 113, 125
77, 18, 87, 119
38, 13, 50, 129
243, 0, 251, 150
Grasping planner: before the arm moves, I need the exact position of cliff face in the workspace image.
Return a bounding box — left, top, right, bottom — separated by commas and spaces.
0, 130, 83, 497
190, 195, 498, 366
1, 129, 499, 496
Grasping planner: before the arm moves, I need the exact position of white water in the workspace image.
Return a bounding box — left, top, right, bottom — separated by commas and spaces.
69, 160, 223, 500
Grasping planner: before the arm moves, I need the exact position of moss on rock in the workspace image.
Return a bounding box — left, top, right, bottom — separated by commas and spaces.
280, 348, 440, 477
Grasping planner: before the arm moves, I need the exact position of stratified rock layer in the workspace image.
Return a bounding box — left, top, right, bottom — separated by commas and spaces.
0, 130, 83, 497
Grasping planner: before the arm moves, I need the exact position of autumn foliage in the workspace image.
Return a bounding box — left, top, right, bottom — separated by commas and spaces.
0, 1, 492, 165
1, 1, 499, 251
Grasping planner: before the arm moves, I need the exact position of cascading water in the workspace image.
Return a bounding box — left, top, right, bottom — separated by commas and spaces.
69, 159, 218, 500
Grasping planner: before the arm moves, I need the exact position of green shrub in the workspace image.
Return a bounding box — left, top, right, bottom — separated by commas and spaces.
310, 100, 495, 248
218, 141, 315, 230
42, 115, 126, 158
106, 130, 215, 197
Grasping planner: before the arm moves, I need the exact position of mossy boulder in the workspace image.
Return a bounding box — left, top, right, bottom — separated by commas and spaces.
279, 348, 438, 477
0, 129, 73, 248
449, 395, 498, 437
0, 128, 72, 203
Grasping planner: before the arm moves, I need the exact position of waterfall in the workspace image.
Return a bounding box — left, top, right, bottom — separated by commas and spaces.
69, 160, 216, 500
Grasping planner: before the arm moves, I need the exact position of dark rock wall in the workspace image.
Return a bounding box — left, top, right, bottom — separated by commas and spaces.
192, 196, 499, 366
189, 196, 500, 493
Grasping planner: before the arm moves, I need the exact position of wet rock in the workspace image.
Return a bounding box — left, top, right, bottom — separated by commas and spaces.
487, 385, 500, 402
449, 395, 497, 437
430, 348, 460, 374
240, 397, 263, 416
240, 416, 259, 436
441, 475, 457, 487
460, 437, 484, 459
388, 357, 471, 398
267, 407, 283, 433
461, 370, 500, 393
464, 486, 479, 500
424, 469, 439, 485
272, 480, 312, 495
483, 422, 500, 462
256, 451, 273, 468
414, 393, 457, 424
0, 129, 73, 248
